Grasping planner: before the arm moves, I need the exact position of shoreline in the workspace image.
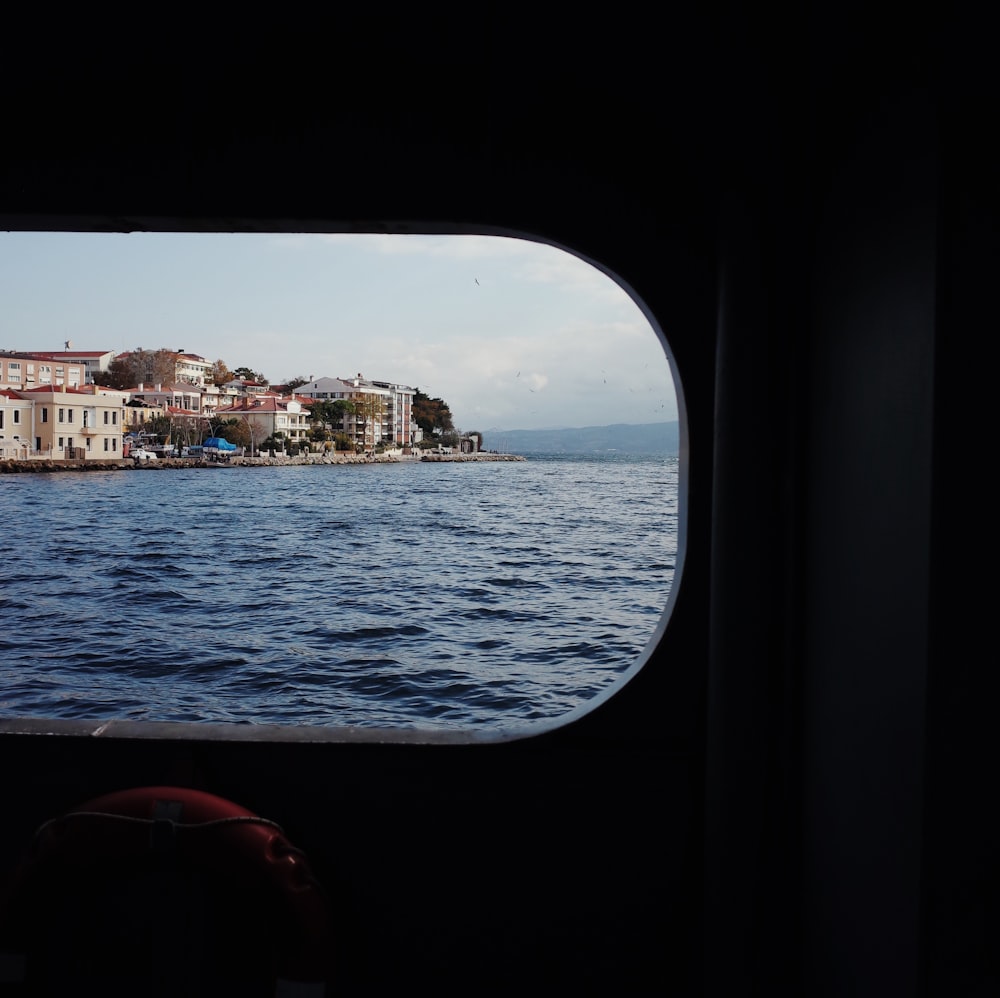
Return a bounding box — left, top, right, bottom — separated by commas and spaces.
1, 452, 526, 474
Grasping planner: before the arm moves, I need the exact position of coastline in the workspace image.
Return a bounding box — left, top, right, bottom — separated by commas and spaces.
1, 452, 525, 474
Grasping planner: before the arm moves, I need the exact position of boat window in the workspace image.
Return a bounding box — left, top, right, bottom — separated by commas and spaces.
0, 231, 681, 741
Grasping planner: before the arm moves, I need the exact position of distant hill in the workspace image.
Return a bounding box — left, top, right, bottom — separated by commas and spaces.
482, 422, 679, 456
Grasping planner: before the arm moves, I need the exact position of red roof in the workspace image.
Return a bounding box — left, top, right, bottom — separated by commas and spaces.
14, 385, 90, 395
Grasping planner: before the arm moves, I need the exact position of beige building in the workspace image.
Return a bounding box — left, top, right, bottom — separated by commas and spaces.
17, 386, 127, 459
124, 397, 167, 429
129, 382, 206, 414
1, 353, 86, 390
0, 390, 34, 459
21, 350, 116, 385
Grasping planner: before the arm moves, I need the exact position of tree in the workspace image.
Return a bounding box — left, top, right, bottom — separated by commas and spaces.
233, 366, 267, 385
412, 389, 454, 437
103, 356, 133, 390
217, 418, 250, 449
283, 376, 309, 393
104, 348, 178, 390
353, 394, 387, 452
211, 359, 233, 386
308, 399, 355, 440
144, 414, 173, 441
244, 416, 269, 455
170, 412, 202, 449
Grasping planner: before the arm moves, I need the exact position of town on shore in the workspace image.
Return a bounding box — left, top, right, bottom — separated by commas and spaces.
0, 347, 515, 467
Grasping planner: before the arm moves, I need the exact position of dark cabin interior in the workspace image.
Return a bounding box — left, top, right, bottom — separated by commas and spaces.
1, 8, 997, 996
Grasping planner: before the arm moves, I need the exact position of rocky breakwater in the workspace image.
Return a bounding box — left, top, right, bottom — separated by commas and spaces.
2, 453, 415, 473
1, 459, 132, 474
2, 452, 524, 473
419, 453, 525, 462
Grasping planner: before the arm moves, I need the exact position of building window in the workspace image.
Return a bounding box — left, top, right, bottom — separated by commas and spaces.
58, 437, 64, 448
67, 409, 73, 423
58, 409, 65, 422
104, 438, 109, 452
112, 438, 117, 451
42, 407, 48, 423
104, 411, 109, 424
13, 411, 19, 424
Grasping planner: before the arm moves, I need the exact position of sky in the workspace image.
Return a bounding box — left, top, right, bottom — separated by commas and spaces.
0, 231, 677, 432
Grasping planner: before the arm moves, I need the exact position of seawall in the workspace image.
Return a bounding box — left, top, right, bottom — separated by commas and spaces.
1, 452, 525, 473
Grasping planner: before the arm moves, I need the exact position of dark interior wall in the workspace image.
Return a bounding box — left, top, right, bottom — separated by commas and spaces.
921, 49, 1000, 995
801, 93, 938, 996
0, 16, 717, 998
2, 9, 997, 997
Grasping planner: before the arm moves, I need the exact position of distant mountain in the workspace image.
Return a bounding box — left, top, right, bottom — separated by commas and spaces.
482, 422, 679, 456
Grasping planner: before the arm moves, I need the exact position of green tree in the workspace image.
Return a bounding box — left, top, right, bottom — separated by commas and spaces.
412, 389, 454, 437
144, 414, 173, 441
233, 366, 267, 384
261, 431, 286, 453
308, 399, 355, 439
217, 418, 250, 448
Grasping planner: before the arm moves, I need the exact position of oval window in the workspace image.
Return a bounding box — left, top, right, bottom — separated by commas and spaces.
0, 232, 681, 737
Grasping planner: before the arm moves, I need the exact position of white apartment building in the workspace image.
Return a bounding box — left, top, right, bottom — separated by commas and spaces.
296, 374, 417, 447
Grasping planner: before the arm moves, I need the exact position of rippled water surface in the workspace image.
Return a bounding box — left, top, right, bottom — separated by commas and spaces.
1, 456, 677, 730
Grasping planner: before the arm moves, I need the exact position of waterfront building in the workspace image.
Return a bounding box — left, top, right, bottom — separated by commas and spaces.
297, 374, 417, 448
0, 390, 34, 460
15, 386, 127, 459
213, 395, 309, 450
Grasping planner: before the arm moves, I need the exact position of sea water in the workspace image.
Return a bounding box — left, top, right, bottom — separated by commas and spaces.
0, 455, 677, 730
